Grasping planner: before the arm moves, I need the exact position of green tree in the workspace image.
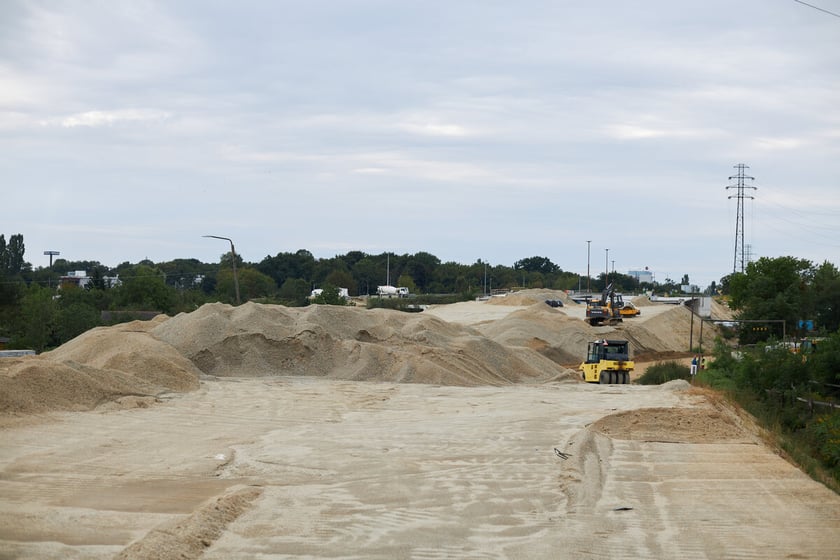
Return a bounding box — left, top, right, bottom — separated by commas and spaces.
112, 264, 177, 312
257, 250, 315, 288
310, 284, 347, 306
396, 274, 416, 293
428, 261, 470, 294
812, 261, 840, 332
729, 256, 813, 344
17, 284, 56, 351
0, 233, 27, 275
351, 256, 381, 296
514, 256, 559, 274
324, 269, 355, 295
52, 282, 110, 339
278, 278, 310, 305
404, 252, 440, 293
223, 267, 277, 301
56, 301, 100, 343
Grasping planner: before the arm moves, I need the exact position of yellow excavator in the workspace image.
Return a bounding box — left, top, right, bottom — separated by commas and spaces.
579, 339, 634, 384
585, 283, 624, 326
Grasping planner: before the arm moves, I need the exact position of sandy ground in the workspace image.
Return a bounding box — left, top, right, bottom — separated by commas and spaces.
1, 295, 839, 559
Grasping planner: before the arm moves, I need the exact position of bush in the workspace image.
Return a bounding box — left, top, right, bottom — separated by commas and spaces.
636, 361, 691, 385
810, 412, 840, 469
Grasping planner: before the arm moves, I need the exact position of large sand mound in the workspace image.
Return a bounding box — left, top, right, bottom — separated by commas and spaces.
1, 295, 729, 418
152, 302, 573, 386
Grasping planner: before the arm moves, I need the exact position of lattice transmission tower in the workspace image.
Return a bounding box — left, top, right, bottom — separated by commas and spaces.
726, 163, 756, 274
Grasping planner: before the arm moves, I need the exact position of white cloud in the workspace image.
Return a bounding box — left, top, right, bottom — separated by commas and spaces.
603, 123, 717, 141
397, 120, 472, 138
45, 108, 172, 128
753, 137, 806, 151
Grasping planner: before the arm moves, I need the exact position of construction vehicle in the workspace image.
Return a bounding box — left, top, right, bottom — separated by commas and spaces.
376, 285, 409, 298
585, 283, 624, 326
619, 301, 641, 318
579, 339, 634, 384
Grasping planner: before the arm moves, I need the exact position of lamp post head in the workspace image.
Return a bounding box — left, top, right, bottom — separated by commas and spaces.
203, 234, 232, 243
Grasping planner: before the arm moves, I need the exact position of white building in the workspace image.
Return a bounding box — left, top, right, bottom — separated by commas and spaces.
59, 271, 121, 289
628, 269, 654, 284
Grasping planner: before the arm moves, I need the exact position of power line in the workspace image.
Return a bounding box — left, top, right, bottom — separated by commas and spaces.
793, 0, 840, 19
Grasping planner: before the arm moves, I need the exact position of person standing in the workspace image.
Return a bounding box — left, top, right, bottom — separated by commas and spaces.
690, 355, 698, 377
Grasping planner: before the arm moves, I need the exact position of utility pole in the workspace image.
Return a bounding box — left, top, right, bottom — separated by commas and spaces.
586, 240, 591, 293
727, 163, 756, 274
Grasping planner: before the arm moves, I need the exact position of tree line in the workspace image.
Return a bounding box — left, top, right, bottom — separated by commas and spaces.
8, 231, 839, 351
3, 233, 685, 350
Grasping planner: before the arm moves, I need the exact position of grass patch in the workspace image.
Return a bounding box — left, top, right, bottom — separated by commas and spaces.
636, 361, 691, 385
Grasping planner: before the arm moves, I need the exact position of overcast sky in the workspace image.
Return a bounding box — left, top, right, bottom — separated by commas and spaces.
3, 0, 839, 288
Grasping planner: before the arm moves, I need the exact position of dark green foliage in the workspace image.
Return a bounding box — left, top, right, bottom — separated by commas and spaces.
636, 361, 691, 385
727, 256, 840, 344
704, 332, 840, 490
808, 413, 840, 471
17, 284, 57, 352
514, 256, 559, 274
278, 278, 311, 306
257, 249, 316, 289
310, 284, 347, 306
56, 301, 101, 342
0, 234, 27, 275
112, 264, 177, 313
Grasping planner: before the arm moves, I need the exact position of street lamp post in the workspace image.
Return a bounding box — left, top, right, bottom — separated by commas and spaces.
605, 248, 609, 288
586, 240, 591, 293
203, 235, 240, 305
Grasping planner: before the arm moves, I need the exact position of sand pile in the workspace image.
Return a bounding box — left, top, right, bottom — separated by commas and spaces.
0, 319, 201, 417
152, 302, 573, 386
485, 288, 575, 307
477, 303, 594, 364
590, 404, 752, 443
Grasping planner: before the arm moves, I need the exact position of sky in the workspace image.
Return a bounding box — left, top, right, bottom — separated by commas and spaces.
2, 0, 839, 289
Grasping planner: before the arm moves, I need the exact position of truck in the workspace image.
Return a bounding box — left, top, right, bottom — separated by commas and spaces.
376, 285, 409, 298
579, 339, 634, 384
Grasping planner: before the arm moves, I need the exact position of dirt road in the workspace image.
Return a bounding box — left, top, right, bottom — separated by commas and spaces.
1, 378, 839, 559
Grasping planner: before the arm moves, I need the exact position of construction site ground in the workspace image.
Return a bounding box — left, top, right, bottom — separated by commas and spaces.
1, 292, 838, 559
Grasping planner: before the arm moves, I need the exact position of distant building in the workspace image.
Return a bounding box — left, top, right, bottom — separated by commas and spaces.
59, 270, 92, 289
628, 269, 654, 284
59, 270, 121, 289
